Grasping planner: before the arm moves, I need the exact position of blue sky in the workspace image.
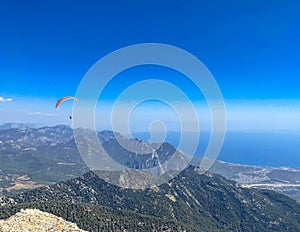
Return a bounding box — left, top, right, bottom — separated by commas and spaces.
0, 0, 300, 131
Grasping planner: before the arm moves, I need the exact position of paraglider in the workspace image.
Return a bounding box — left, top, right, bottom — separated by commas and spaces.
55, 96, 79, 119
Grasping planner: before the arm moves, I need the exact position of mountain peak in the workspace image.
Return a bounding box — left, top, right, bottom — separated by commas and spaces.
0, 123, 36, 130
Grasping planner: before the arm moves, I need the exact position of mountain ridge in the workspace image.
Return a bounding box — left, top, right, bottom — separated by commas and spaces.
1, 124, 300, 201
1, 166, 300, 231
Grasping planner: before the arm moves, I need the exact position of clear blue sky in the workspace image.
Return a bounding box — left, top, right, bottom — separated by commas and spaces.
1, 0, 300, 167
0, 0, 300, 129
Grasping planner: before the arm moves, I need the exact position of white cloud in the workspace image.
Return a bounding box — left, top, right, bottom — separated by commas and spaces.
27, 112, 59, 116
0, 96, 13, 102
28, 112, 43, 115
45, 113, 59, 116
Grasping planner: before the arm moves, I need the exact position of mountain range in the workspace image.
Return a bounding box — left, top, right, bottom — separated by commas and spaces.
1, 165, 300, 231
0, 123, 300, 231
0, 124, 299, 201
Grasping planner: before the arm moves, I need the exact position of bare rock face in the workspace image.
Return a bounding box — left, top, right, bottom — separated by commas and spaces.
0, 209, 86, 232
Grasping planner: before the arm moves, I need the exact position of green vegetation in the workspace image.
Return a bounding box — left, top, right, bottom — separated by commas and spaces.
0, 202, 188, 231
1, 126, 300, 231
1, 167, 300, 231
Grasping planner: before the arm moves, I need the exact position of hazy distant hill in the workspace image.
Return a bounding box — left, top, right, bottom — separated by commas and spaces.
0, 123, 37, 130
1, 166, 300, 231
0, 125, 88, 193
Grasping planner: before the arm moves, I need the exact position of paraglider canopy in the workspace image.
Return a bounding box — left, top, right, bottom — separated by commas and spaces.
55, 96, 79, 108
55, 96, 79, 120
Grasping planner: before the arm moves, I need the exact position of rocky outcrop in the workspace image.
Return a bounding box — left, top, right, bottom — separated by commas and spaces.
0, 208, 86, 232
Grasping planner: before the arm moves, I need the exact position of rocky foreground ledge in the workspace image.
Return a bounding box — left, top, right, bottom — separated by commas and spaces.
0, 209, 86, 232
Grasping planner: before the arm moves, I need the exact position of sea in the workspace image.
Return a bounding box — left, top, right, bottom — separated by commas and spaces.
133, 130, 300, 168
